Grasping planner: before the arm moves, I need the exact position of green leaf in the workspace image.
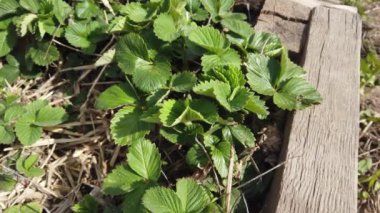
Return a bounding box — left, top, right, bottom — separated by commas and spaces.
273, 78, 322, 110
72, 195, 99, 213
116, 33, 164, 78
246, 52, 321, 110
23, 155, 38, 170
108, 16, 126, 33
4, 202, 42, 213
122, 2, 153, 23
34, 105, 67, 126
159, 99, 218, 127
127, 139, 161, 181
201, 49, 241, 71
0, 0, 20, 18
277, 49, 305, 84
16, 155, 44, 177
194, 80, 249, 112
193, 79, 219, 98
248, 32, 282, 57
20, 0, 40, 13
27, 42, 60, 66
176, 178, 210, 212
0, 174, 16, 191
0, 29, 16, 57
52, 0, 72, 24
142, 187, 183, 213
186, 0, 202, 12
170, 72, 197, 92
188, 100, 220, 124
110, 107, 153, 145
229, 124, 255, 147
25, 100, 48, 114
160, 127, 181, 144
65, 22, 91, 48
244, 94, 269, 119
15, 13, 38, 37
188, 26, 229, 53
246, 53, 279, 96
95, 83, 138, 109
24, 167, 45, 177
191, 8, 209, 21
359, 159, 372, 174
154, 13, 179, 42
200, 0, 218, 17
0, 64, 19, 86
15, 114, 42, 145
65, 21, 104, 48
146, 89, 170, 106
205, 65, 245, 88
102, 164, 143, 195
4, 104, 24, 123
116, 33, 149, 61
95, 48, 115, 67
132, 59, 171, 92
0, 125, 15, 144
213, 85, 249, 112
121, 182, 155, 213
221, 18, 254, 38
38, 18, 62, 38
200, 0, 234, 19
75, 0, 100, 19
160, 124, 202, 144
211, 141, 230, 178
186, 144, 208, 167
218, 0, 234, 15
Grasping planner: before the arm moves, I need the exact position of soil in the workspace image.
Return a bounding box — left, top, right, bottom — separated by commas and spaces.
361, 86, 380, 114
364, 2, 380, 54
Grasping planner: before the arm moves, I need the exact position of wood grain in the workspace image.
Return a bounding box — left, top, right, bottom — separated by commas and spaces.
263, 5, 361, 213
254, 0, 356, 54
254, 0, 317, 54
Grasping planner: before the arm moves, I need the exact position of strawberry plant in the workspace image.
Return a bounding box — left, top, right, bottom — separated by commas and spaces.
0, 98, 67, 145
0, 0, 322, 212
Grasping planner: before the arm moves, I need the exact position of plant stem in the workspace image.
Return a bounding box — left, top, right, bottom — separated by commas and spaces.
225, 145, 235, 213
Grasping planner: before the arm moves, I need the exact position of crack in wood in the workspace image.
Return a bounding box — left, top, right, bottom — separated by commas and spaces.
261, 10, 309, 24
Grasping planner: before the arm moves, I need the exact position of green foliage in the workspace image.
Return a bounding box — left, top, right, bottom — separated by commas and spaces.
360, 51, 380, 89
110, 107, 153, 145
72, 195, 100, 213
27, 42, 60, 66
0, 174, 17, 191
103, 139, 161, 211
0, 0, 322, 211
246, 52, 322, 110
358, 158, 380, 200
4, 202, 42, 213
95, 83, 139, 109
0, 98, 67, 145
189, 26, 229, 54
15, 154, 44, 177
89, 0, 321, 210
142, 178, 211, 213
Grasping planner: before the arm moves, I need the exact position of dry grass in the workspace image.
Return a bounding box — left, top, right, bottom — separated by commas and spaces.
0, 70, 122, 212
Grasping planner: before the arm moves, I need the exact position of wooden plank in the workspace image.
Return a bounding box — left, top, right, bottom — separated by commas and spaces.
254, 0, 356, 54
263, 5, 361, 213
254, 0, 318, 54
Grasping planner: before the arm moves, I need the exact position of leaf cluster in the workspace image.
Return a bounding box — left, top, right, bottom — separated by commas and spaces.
89, 0, 321, 212
0, 0, 322, 211
0, 97, 67, 145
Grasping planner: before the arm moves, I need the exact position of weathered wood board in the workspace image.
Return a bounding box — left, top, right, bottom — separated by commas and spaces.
257, 1, 362, 213
254, 0, 357, 54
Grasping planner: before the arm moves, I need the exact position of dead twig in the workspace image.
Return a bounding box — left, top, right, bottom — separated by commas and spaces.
225, 146, 235, 213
